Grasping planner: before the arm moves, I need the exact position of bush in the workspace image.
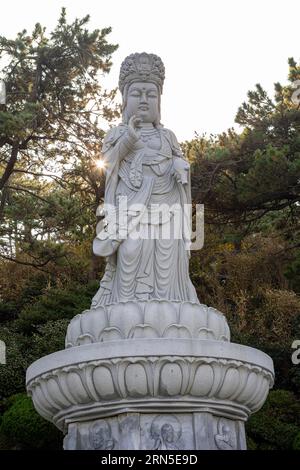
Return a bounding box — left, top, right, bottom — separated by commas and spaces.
0, 394, 62, 449
27, 319, 69, 362
246, 390, 300, 449
0, 318, 70, 400
0, 328, 27, 400
16, 281, 98, 334
293, 432, 300, 450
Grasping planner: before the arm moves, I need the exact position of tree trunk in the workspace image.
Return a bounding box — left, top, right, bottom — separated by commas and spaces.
0, 142, 19, 190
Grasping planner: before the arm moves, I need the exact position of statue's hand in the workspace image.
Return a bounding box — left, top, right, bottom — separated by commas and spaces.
172, 169, 184, 184
172, 158, 190, 185
128, 115, 142, 140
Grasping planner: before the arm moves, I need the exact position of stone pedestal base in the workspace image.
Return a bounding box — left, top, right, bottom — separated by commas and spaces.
26, 302, 274, 450
63, 412, 246, 450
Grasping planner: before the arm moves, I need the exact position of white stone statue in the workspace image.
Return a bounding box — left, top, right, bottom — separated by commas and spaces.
26, 52, 274, 451
91, 53, 199, 307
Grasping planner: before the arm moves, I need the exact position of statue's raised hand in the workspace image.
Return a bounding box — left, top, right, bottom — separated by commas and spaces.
128, 115, 142, 140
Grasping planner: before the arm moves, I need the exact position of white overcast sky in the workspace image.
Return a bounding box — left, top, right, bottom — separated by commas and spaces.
1, 0, 300, 141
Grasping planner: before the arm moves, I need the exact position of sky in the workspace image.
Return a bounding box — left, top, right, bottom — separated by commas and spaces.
1, 0, 300, 141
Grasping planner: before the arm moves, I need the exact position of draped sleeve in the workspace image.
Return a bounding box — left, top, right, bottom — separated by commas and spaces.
102, 124, 140, 206
161, 128, 192, 253
161, 128, 184, 159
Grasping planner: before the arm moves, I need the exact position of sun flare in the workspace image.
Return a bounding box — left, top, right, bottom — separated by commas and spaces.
95, 159, 106, 170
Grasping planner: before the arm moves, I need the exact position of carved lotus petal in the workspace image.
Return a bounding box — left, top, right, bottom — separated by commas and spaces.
220, 334, 230, 342
66, 372, 90, 404
77, 334, 94, 346
207, 308, 224, 340
46, 377, 71, 408
245, 374, 266, 409
191, 364, 214, 396
129, 324, 159, 339
160, 363, 182, 396
144, 300, 178, 335
80, 307, 108, 340
99, 327, 123, 342
93, 366, 116, 400
197, 328, 216, 340
125, 364, 148, 397
251, 379, 269, 411
237, 371, 258, 402
65, 314, 83, 348
218, 368, 240, 400
179, 303, 208, 334
31, 385, 54, 417
108, 302, 143, 337
163, 324, 192, 339
31, 393, 52, 421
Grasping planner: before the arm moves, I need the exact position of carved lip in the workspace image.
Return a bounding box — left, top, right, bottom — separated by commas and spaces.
26, 339, 274, 385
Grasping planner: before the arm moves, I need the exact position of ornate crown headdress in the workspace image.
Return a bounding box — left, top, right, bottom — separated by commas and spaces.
119, 52, 165, 94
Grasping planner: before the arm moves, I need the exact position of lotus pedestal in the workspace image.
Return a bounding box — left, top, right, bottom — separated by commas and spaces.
26, 301, 274, 450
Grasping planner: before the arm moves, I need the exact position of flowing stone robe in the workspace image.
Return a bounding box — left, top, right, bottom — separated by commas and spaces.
91, 124, 199, 307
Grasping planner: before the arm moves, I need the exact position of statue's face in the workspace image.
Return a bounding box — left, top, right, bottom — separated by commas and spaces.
126, 81, 159, 123
92, 428, 105, 449
161, 423, 174, 443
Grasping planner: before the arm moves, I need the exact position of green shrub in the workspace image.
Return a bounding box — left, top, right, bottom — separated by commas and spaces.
0, 394, 62, 449
246, 435, 257, 450
27, 319, 69, 362
16, 281, 98, 334
0, 328, 27, 400
293, 432, 300, 450
246, 390, 300, 449
0, 318, 70, 400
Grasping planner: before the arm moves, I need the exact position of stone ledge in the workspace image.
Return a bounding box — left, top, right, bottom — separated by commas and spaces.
26, 339, 274, 432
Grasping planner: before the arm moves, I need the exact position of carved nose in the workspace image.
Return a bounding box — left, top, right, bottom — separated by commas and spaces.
140, 92, 148, 103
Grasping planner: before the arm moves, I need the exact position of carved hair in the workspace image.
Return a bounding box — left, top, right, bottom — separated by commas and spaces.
119, 52, 165, 94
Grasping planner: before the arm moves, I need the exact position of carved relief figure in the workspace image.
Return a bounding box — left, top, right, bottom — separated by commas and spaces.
150, 415, 181, 450
214, 420, 236, 450
119, 415, 140, 449
91, 52, 199, 307
89, 420, 115, 450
